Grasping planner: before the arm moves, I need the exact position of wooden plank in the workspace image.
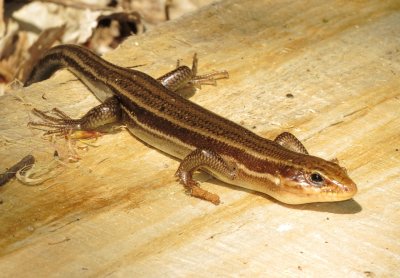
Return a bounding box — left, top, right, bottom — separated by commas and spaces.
1, 0, 399, 276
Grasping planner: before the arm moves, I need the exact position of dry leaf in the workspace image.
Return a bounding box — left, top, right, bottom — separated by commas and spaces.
18, 25, 66, 84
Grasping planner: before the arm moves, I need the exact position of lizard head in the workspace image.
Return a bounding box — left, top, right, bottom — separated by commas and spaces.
275, 155, 357, 204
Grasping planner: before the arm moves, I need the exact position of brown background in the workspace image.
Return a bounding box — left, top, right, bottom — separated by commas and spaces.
1, 0, 399, 276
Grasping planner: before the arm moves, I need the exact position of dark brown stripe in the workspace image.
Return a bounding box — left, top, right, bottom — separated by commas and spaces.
122, 98, 283, 174
28, 45, 335, 174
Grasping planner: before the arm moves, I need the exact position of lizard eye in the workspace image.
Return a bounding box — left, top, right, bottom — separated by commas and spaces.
310, 172, 324, 185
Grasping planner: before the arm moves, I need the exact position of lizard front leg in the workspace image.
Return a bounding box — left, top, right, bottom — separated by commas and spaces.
175, 149, 237, 205
274, 132, 309, 155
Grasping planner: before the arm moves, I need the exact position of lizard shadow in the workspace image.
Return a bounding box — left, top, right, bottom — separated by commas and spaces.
206, 177, 362, 214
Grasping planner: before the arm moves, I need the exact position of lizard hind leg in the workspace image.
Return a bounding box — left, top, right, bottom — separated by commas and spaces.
29, 97, 122, 139
157, 53, 229, 92
29, 108, 83, 136
189, 53, 229, 88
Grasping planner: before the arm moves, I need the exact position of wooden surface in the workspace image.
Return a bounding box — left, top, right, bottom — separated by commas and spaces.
1, 0, 400, 276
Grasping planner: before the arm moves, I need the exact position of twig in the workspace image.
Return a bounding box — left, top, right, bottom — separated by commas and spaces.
0, 155, 35, 186
165, 0, 173, 21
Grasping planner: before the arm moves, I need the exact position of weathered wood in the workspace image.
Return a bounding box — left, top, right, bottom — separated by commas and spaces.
0, 0, 399, 276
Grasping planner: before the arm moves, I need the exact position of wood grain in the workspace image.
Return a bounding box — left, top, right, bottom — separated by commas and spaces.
0, 0, 399, 276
